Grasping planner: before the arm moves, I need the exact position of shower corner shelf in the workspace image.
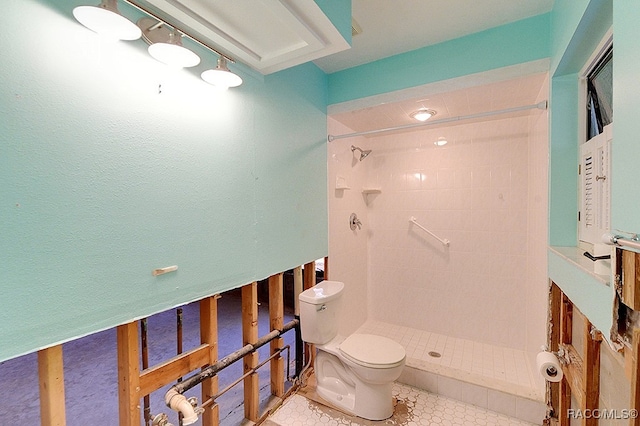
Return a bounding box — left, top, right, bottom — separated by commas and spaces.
335, 176, 351, 190
362, 187, 381, 194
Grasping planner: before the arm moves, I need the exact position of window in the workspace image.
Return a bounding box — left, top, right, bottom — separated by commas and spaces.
586, 46, 613, 141
579, 38, 612, 247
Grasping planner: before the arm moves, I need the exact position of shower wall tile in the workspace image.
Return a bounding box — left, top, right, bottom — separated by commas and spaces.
364, 111, 548, 353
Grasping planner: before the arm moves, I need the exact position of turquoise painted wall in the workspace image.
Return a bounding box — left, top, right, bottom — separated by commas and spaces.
611, 2, 640, 233
328, 13, 550, 105
0, 0, 330, 362
545, 0, 640, 337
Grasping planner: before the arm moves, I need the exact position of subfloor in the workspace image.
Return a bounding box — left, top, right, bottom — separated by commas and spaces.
265, 380, 537, 426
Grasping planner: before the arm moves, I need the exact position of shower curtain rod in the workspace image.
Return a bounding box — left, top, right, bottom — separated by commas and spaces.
327, 100, 548, 142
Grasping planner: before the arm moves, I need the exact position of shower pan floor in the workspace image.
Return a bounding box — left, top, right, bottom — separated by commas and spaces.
356, 320, 545, 424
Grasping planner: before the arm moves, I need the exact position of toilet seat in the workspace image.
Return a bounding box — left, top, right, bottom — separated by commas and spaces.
338, 333, 405, 369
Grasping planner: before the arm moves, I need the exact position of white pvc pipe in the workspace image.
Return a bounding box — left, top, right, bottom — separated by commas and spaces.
165, 388, 198, 425
327, 101, 548, 142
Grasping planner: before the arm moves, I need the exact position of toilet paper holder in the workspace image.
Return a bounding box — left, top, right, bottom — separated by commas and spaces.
540, 345, 568, 365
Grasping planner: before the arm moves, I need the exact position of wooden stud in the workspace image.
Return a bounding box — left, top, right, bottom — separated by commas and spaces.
303, 261, 316, 290
242, 282, 259, 422
622, 250, 640, 310
38, 345, 66, 426
269, 273, 285, 397
303, 261, 316, 366
323, 256, 329, 280
582, 323, 600, 426
117, 322, 141, 426
200, 295, 220, 426
549, 282, 562, 421
561, 294, 573, 345
630, 329, 640, 426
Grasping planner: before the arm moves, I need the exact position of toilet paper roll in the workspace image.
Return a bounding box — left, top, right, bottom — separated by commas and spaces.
536, 351, 563, 382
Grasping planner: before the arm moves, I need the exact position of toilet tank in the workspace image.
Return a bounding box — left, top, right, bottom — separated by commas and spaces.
298, 280, 344, 344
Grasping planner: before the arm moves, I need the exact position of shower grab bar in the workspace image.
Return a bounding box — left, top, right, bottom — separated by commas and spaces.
603, 232, 640, 251
409, 217, 450, 247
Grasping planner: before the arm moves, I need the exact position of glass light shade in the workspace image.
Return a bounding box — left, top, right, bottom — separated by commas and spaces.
148, 43, 201, 68
201, 57, 242, 88
73, 2, 141, 41
201, 69, 243, 88
410, 108, 436, 122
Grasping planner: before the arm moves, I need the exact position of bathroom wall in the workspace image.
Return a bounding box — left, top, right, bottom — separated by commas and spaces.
0, 0, 337, 362
526, 75, 550, 357
327, 118, 370, 336
339, 96, 548, 354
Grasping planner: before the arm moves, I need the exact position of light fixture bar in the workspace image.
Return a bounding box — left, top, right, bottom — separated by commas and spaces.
327, 101, 548, 142
120, 0, 237, 65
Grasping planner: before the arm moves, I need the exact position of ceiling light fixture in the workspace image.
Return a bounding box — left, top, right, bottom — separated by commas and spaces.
201, 57, 243, 89
434, 137, 448, 146
138, 17, 200, 68
73, 0, 142, 41
410, 108, 437, 122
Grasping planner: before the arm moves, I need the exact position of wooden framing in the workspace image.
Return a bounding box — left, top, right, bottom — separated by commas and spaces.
38, 345, 66, 426
548, 282, 602, 426
34, 262, 317, 425
241, 282, 260, 422
269, 273, 285, 397
200, 295, 220, 426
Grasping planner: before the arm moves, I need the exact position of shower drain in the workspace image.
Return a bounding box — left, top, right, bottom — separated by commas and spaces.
428, 351, 442, 358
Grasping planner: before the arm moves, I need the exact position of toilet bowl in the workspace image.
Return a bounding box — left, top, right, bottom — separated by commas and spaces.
299, 281, 406, 420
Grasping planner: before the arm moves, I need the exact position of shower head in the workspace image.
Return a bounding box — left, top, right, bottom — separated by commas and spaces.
351, 145, 372, 161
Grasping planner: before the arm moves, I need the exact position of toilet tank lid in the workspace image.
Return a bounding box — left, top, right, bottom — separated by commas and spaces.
339, 333, 406, 367
298, 280, 344, 304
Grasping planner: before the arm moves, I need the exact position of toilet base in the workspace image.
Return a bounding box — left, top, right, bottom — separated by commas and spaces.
315, 351, 395, 421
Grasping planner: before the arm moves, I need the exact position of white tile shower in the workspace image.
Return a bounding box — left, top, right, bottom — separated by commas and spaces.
326, 74, 549, 423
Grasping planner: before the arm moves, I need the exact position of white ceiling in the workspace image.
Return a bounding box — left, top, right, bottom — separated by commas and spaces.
320, 0, 553, 137
314, 0, 555, 74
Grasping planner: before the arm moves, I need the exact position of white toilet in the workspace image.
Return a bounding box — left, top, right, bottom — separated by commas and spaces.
299, 280, 406, 420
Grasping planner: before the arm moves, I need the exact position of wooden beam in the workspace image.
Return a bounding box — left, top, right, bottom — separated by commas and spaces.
303, 261, 316, 290
200, 295, 220, 426
269, 273, 285, 397
582, 322, 601, 426
242, 282, 260, 422
38, 345, 66, 426
117, 322, 141, 426
139, 344, 210, 395
561, 294, 573, 345
622, 250, 640, 310
323, 256, 329, 280
549, 282, 562, 421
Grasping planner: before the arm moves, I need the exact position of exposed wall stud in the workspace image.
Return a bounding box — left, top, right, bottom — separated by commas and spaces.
38, 345, 66, 426
117, 322, 142, 426
269, 273, 285, 397
200, 295, 220, 426
242, 282, 260, 421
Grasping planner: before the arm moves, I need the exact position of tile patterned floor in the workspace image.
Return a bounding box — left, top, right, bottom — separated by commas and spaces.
265, 383, 537, 426
357, 321, 540, 393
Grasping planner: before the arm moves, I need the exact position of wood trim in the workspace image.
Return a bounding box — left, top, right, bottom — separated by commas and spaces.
200, 295, 220, 426
138, 344, 210, 395
303, 261, 316, 290
117, 322, 141, 426
38, 345, 66, 426
242, 282, 260, 421
269, 273, 285, 397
